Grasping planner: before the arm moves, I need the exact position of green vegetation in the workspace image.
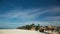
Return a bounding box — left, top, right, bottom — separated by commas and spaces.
17, 23, 60, 33
17, 23, 41, 31
35, 24, 40, 31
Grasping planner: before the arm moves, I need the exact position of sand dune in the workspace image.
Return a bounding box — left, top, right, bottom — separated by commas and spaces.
0, 29, 46, 34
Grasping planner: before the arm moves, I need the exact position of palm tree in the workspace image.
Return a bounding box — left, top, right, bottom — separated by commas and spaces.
17, 26, 25, 29
25, 25, 30, 30
35, 24, 40, 31
29, 23, 35, 30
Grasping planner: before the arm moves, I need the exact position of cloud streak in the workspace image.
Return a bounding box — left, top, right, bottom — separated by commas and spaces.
0, 8, 47, 21
0, 6, 60, 28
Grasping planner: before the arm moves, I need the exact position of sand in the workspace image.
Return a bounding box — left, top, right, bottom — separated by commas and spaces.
0, 29, 59, 34
0, 29, 46, 34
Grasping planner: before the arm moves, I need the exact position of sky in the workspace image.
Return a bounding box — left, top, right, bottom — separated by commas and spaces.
0, 0, 60, 28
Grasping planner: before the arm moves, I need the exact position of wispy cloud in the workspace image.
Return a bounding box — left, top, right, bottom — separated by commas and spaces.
0, 8, 47, 21
45, 16, 60, 21
0, 6, 60, 28
44, 6, 60, 21
46, 6, 60, 13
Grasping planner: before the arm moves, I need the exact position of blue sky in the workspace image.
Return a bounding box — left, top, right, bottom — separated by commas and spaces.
0, 0, 60, 28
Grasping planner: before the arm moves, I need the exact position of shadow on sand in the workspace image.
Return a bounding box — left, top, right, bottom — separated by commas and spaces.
40, 32, 51, 34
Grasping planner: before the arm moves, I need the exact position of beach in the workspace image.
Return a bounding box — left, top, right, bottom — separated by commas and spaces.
0, 29, 59, 34
0, 29, 46, 34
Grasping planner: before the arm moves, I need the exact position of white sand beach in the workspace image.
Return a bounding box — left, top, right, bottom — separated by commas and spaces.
0, 29, 59, 34
0, 29, 46, 34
